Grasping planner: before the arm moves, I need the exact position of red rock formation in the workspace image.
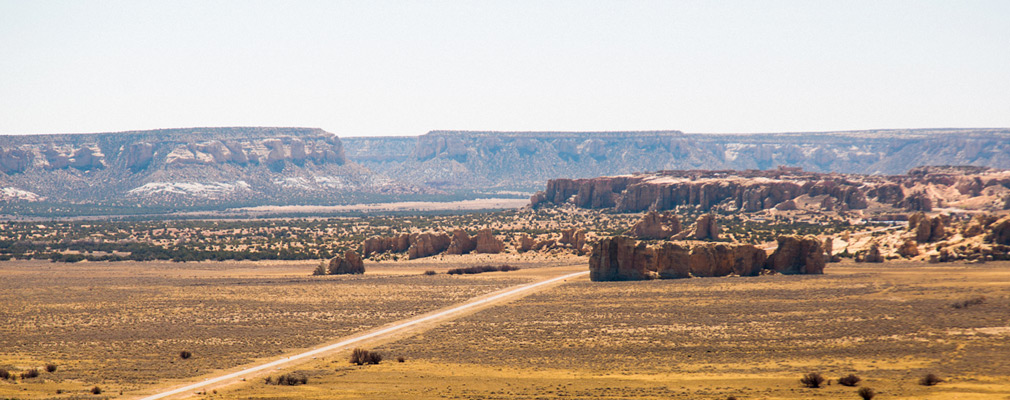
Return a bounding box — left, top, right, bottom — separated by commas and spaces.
653, 242, 690, 279
897, 240, 920, 257
445, 229, 477, 255
361, 234, 410, 256
900, 191, 932, 211
908, 212, 947, 243
328, 250, 365, 274
407, 232, 451, 259
626, 211, 681, 240
855, 242, 885, 263
589, 236, 656, 281
474, 229, 505, 253
766, 235, 826, 274
589, 238, 778, 281
733, 244, 768, 276
559, 228, 588, 254
688, 243, 735, 277
774, 199, 797, 210
986, 216, 1010, 245
533, 238, 556, 251
693, 214, 720, 240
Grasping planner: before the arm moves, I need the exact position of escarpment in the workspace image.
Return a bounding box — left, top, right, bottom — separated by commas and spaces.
532, 166, 1010, 214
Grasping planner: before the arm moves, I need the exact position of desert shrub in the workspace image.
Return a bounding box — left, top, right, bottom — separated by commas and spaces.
446, 265, 520, 275
20, 368, 40, 379
857, 387, 876, 399
179, 350, 192, 359
397, 356, 405, 363
91, 386, 102, 394
312, 261, 328, 275
423, 270, 436, 276
0, 369, 10, 380
45, 364, 57, 373
951, 296, 986, 309
838, 374, 861, 386
268, 373, 307, 386
350, 348, 382, 365
801, 372, 825, 388
919, 373, 942, 386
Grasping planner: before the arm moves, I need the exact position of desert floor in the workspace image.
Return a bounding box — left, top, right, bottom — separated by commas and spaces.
3, 258, 1009, 399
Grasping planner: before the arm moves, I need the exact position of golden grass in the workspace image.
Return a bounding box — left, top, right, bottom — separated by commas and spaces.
208, 260, 1010, 399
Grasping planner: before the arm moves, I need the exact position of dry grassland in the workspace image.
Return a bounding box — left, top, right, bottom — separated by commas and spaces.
210, 260, 1010, 400
0, 258, 572, 398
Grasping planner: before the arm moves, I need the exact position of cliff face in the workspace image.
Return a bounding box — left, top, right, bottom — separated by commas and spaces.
342, 129, 1010, 191
0, 127, 405, 206
532, 167, 1010, 213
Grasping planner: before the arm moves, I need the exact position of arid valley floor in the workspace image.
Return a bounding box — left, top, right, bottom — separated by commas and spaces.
3, 255, 1010, 399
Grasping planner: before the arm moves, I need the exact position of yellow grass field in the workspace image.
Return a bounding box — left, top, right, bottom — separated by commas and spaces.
212, 260, 1010, 400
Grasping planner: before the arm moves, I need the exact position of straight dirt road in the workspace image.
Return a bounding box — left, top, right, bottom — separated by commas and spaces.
134, 269, 589, 400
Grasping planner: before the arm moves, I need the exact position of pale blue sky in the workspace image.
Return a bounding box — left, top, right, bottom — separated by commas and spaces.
1, 1, 1008, 136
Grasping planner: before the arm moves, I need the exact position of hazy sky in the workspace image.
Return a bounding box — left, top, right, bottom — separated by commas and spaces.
1, 1, 1008, 137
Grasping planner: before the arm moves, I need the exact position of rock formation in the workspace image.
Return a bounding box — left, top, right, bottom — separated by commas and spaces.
692, 214, 720, 240
361, 234, 411, 256
516, 234, 535, 252
765, 235, 825, 274
625, 211, 681, 240
407, 232, 451, 259
908, 212, 947, 243
898, 240, 920, 258
856, 242, 885, 263
559, 228, 587, 253
985, 216, 1010, 245
328, 251, 365, 275
446, 229, 477, 255
588, 237, 778, 281
474, 229, 505, 253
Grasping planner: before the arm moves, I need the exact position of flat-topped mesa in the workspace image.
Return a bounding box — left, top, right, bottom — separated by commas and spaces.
531, 167, 1010, 213
589, 235, 822, 281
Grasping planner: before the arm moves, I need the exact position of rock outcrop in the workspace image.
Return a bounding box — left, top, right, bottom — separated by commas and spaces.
446, 229, 478, 255
692, 214, 720, 240
361, 234, 411, 256
908, 212, 947, 243
559, 228, 587, 253
516, 234, 535, 252
407, 232, 452, 259
855, 242, 885, 263
625, 211, 681, 240
328, 251, 365, 275
588, 237, 776, 281
898, 240, 920, 258
985, 216, 1010, 245
474, 229, 505, 254
765, 235, 825, 274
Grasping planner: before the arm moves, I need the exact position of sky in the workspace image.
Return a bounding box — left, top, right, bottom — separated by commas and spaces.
1, 0, 1008, 137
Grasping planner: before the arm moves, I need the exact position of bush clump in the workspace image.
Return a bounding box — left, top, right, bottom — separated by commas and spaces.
423, 270, 437, 276
920, 373, 942, 386
446, 265, 520, 275
838, 374, 861, 386
350, 348, 383, 365
951, 296, 986, 309
20, 368, 40, 379
45, 364, 57, 373
0, 369, 10, 380
91, 386, 102, 394
857, 387, 876, 400
265, 373, 307, 386
801, 372, 825, 388
179, 350, 192, 359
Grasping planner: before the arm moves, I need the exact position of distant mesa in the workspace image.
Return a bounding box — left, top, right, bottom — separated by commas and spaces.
530, 166, 1010, 215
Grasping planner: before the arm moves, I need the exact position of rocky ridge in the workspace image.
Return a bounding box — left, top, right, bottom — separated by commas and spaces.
531, 166, 1010, 214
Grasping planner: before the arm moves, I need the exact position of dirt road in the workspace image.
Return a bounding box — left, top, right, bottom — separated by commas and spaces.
133, 269, 589, 400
